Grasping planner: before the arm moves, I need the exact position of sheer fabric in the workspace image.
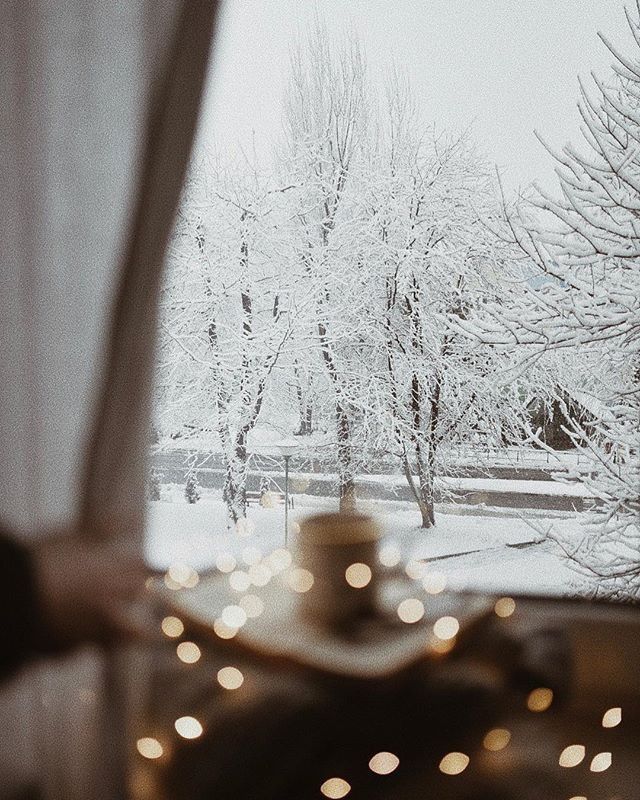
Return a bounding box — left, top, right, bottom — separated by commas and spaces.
0, 2, 217, 796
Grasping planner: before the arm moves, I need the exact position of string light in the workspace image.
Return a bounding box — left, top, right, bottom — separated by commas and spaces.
439, 752, 469, 775
602, 707, 622, 728
217, 666, 244, 690
345, 563, 372, 588
136, 737, 163, 759
215, 552, 236, 573
559, 744, 585, 767
176, 641, 201, 664
248, 563, 272, 587
267, 548, 292, 572
482, 728, 511, 752
527, 687, 553, 712
213, 618, 238, 639
229, 571, 252, 593
286, 567, 314, 593
589, 752, 612, 772
397, 598, 424, 623
221, 605, 248, 628
378, 543, 401, 567
320, 777, 351, 798
174, 716, 203, 739
405, 560, 428, 580
368, 751, 399, 774
494, 597, 516, 618
422, 571, 447, 594
433, 616, 459, 640
161, 616, 184, 638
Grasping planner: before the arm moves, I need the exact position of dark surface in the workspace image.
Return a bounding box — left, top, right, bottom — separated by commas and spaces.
135, 595, 640, 800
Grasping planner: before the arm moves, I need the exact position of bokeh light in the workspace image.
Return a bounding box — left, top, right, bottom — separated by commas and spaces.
286, 568, 314, 593
433, 616, 459, 640
161, 616, 184, 638
526, 687, 553, 712
590, 752, 612, 772
369, 751, 399, 774
559, 744, 585, 767
217, 666, 244, 690
136, 737, 163, 759
439, 752, 469, 775
397, 598, 425, 623
345, 563, 372, 588
494, 597, 516, 618
602, 707, 622, 728
176, 642, 201, 664
320, 777, 351, 798
483, 728, 511, 752
174, 716, 203, 739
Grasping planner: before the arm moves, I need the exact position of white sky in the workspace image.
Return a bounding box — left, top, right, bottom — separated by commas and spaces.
196, 0, 633, 192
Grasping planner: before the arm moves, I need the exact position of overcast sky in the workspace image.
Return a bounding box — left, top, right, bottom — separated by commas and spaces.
196, 0, 632, 192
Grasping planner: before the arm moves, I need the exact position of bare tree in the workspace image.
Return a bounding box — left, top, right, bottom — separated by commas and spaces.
458, 4, 640, 595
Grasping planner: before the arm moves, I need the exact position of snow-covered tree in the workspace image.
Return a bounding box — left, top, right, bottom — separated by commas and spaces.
360, 74, 535, 527
160, 160, 296, 523
459, 4, 640, 596
278, 24, 371, 512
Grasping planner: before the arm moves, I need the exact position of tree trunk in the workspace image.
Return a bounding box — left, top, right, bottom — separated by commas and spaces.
223, 435, 248, 523
336, 401, 356, 513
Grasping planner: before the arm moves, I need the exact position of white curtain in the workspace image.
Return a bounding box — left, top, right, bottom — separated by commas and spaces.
0, 2, 217, 797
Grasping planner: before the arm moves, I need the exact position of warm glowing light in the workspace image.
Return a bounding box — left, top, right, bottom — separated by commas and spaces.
422, 571, 447, 594
433, 616, 459, 640
182, 569, 199, 589
378, 543, 401, 567
397, 598, 425, 624
368, 751, 399, 775
267, 548, 292, 572
215, 552, 236, 573
428, 635, 456, 655
161, 616, 184, 638
229, 570, 252, 592
174, 716, 203, 739
494, 597, 516, 618
559, 744, 585, 768
164, 573, 183, 591
483, 728, 511, 752
221, 605, 248, 628
248, 563, 272, 587
167, 563, 198, 588
405, 559, 428, 580
527, 687, 553, 712
176, 642, 201, 664
602, 707, 622, 728
345, 563, 372, 589
320, 777, 351, 798
213, 618, 238, 639
568, 797, 587, 800
217, 666, 244, 690
439, 752, 469, 775
242, 546, 262, 566
239, 593, 265, 618
590, 752, 611, 772
168, 563, 192, 584
286, 567, 314, 593
136, 737, 163, 759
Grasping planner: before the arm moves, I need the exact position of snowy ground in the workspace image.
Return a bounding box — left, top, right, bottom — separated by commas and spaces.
146, 485, 594, 598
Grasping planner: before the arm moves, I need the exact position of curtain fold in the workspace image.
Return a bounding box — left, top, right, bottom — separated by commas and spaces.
0, 2, 218, 797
